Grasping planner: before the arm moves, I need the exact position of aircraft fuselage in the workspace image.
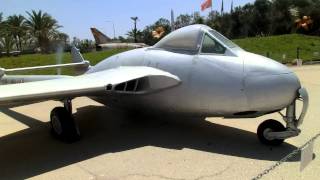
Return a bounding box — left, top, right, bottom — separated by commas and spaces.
87, 47, 300, 118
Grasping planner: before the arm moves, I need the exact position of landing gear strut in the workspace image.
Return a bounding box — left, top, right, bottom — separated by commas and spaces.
50, 99, 80, 143
257, 88, 309, 146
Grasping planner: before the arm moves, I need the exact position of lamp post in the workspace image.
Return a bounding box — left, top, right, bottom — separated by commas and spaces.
131, 17, 138, 43
106, 20, 116, 40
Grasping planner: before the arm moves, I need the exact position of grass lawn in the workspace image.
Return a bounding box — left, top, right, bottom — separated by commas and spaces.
0, 34, 319, 75
0, 49, 129, 75
234, 34, 320, 63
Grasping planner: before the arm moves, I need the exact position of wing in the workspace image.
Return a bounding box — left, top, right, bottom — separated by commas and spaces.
0, 66, 181, 106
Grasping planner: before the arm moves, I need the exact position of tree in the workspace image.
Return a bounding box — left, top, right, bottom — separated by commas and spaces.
0, 12, 3, 26
175, 14, 193, 29
20, 31, 36, 51
308, 1, 320, 35
127, 29, 143, 43
52, 32, 69, 47
252, 0, 272, 36
0, 21, 15, 56
292, 0, 320, 35
270, 0, 294, 35
218, 14, 233, 38
72, 37, 81, 47
238, 3, 255, 37
76, 39, 94, 53
0, 12, 4, 39
206, 11, 219, 28
0, 36, 15, 56
192, 12, 205, 24
141, 18, 171, 45
7, 14, 26, 51
0, 12, 3, 51
118, 36, 128, 43
25, 10, 61, 53
230, 7, 244, 38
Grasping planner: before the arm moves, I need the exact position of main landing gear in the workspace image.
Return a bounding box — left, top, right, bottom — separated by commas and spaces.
50, 99, 80, 143
257, 88, 309, 146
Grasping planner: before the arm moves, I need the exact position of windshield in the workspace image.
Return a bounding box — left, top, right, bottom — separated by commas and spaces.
209, 30, 240, 49
201, 34, 226, 54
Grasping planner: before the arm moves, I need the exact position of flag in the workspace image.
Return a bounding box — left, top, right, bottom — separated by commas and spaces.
201, 0, 212, 11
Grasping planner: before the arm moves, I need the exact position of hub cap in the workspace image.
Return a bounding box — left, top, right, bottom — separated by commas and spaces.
263, 128, 273, 141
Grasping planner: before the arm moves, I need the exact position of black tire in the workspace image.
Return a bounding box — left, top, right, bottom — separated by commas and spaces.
257, 119, 285, 146
50, 107, 80, 143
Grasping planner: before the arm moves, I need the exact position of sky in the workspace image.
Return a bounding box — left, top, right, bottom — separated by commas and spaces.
0, 0, 254, 40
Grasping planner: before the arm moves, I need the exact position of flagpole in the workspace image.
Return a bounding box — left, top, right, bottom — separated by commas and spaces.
211, 0, 213, 22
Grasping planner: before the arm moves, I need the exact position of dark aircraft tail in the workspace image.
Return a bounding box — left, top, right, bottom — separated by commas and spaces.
90, 28, 112, 44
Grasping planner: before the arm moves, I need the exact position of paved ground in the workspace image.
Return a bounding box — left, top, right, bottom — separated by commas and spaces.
0, 65, 319, 180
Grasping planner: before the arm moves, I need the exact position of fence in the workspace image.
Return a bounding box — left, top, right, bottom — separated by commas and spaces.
252, 132, 320, 179
265, 47, 320, 64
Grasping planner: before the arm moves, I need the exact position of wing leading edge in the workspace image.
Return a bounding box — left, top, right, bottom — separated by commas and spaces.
0, 66, 181, 106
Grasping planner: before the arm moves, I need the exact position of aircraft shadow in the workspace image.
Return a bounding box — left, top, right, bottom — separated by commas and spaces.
0, 105, 299, 179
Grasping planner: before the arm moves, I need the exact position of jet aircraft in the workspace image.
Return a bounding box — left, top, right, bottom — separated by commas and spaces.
0, 25, 308, 146
90, 28, 147, 50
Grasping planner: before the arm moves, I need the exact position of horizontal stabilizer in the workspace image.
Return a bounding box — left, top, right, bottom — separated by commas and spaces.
0, 47, 90, 76
2, 62, 89, 73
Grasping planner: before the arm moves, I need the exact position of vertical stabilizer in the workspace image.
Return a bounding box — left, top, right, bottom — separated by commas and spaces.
90, 28, 112, 44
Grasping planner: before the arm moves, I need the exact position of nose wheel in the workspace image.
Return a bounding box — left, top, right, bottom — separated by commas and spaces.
257, 119, 285, 146
257, 88, 309, 146
50, 100, 80, 143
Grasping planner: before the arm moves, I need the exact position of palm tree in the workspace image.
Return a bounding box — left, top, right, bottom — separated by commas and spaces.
0, 21, 15, 56
20, 31, 36, 50
25, 10, 61, 53
56, 32, 69, 47
126, 29, 143, 43
7, 14, 26, 51
0, 13, 3, 51
0, 35, 15, 56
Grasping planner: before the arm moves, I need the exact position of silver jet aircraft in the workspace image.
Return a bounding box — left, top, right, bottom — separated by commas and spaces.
0, 25, 308, 145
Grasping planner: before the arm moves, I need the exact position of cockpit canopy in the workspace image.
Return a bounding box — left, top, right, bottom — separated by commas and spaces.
154, 24, 241, 54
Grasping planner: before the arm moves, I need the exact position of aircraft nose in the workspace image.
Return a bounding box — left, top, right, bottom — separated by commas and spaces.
244, 52, 292, 76
243, 52, 302, 110
280, 72, 301, 89
245, 72, 301, 110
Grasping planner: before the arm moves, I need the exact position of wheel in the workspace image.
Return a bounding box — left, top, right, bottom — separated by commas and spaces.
50, 107, 80, 143
257, 119, 285, 146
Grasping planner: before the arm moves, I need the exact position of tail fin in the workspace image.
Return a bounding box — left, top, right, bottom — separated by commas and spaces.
71, 47, 90, 75
90, 28, 112, 44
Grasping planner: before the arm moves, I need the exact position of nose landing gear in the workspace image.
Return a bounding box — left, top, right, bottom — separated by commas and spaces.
257, 119, 286, 146
50, 99, 80, 143
257, 88, 309, 146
